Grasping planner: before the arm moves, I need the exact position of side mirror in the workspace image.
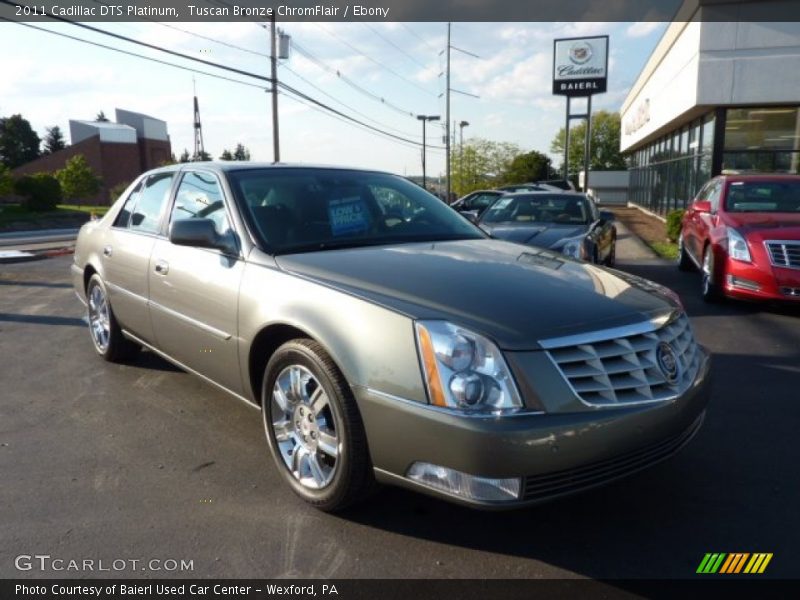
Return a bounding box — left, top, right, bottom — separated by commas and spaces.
460, 210, 479, 224
599, 210, 615, 222
693, 200, 712, 214
169, 218, 228, 251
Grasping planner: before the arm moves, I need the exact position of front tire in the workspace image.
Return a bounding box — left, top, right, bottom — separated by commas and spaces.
86, 274, 140, 362
701, 245, 722, 302
261, 339, 373, 512
677, 234, 694, 271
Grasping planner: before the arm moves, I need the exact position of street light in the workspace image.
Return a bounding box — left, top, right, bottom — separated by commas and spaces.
417, 115, 440, 190
458, 120, 469, 195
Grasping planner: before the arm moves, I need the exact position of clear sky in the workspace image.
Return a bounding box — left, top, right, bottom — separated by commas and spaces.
0, 20, 667, 176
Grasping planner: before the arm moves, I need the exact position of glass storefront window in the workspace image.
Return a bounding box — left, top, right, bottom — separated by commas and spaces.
724, 107, 800, 151
702, 114, 715, 154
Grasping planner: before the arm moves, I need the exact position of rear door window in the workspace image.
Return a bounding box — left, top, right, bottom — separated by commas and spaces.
130, 172, 175, 234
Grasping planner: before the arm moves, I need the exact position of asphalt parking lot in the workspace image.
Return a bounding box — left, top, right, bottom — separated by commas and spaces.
1, 235, 799, 580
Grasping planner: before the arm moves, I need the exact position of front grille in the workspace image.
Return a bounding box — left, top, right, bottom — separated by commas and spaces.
544, 314, 701, 406
522, 413, 704, 501
765, 240, 800, 269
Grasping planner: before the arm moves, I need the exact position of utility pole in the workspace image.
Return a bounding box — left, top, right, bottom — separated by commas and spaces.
417, 115, 440, 190
459, 120, 469, 195
583, 95, 592, 192
192, 78, 205, 161
439, 24, 480, 202
270, 12, 280, 163
445, 22, 451, 202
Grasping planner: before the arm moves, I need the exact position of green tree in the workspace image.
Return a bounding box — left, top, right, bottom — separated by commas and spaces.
14, 172, 62, 211
502, 150, 553, 184
56, 155, 102, 204
42, 126, 67, 155
0, 114, 41, 169
219, 149, 234, 161
95, 111, 110, 122
451, 138, 522, 195
550, 110, 626, 179
192, 150, 212, 162
233, 143, 251, 161
0, 164, 13, 197
179, 149, 191, 163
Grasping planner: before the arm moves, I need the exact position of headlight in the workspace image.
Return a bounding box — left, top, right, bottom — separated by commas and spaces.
727, 228, 751, 262
415, 321, 522, 414
556, 236, 586, 260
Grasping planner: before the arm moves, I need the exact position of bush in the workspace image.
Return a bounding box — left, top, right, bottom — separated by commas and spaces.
666, 209, 685, 243
14, 173, 63, 211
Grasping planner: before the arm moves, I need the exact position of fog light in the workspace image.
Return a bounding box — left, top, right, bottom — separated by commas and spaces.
407, 462, 521, 502
726, 274, 760, 292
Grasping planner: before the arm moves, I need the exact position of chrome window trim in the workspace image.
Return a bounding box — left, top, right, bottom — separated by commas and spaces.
763, 240, 800, 270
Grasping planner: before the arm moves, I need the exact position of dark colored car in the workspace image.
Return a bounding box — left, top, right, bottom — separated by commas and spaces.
451, 190, 503, 220
71, 163, 709, 511
678, 174, 800, 302
478, 192, 617, 265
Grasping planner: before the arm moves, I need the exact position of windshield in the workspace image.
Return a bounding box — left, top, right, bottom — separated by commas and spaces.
481, 194, 591, 225
227, 168, 485, 254
725, 181, 800, 213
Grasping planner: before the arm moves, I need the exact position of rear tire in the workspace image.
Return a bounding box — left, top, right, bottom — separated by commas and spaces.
86, 274, 140, 362
261, 339, 374, 512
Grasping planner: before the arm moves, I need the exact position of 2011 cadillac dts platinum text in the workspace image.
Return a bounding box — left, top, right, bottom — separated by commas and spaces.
71, 164, 711, 511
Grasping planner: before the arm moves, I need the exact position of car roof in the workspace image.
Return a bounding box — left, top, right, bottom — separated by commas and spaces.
152, 162, 396, 177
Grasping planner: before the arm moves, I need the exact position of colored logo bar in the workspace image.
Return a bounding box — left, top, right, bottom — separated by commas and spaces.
696, 553, 773, 574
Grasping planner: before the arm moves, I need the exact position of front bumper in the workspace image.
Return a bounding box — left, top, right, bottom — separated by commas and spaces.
724, 258, 800, 302
356, 348, 711, 508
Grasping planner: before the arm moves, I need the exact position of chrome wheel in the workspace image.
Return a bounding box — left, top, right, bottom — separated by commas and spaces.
88, 283, 110, 352
271, 365, 340, 490
701, 247, 713, 296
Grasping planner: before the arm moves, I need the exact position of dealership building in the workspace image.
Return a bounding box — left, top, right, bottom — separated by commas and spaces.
620, 0, 800, 215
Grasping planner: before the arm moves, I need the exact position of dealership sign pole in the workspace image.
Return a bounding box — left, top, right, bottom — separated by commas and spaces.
553, 36, 609, 192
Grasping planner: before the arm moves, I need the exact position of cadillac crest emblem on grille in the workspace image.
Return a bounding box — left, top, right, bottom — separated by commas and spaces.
656, 341, 681, 385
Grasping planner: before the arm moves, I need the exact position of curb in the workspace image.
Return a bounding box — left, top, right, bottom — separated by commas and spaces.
0, 245, 74, 265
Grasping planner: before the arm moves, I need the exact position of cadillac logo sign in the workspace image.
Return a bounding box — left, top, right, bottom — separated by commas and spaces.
656, 341, 681, 386
569, 41, 594, 65
553, 35, 608, 96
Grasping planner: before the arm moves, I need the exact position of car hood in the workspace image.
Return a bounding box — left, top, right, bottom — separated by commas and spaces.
275, 239, 679, 350
479, 222, 588, 248
724, 213, 800, 240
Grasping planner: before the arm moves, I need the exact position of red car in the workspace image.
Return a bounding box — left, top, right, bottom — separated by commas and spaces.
678, 174, 800, 302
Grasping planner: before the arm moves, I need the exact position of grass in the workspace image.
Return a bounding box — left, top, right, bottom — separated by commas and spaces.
0, 203, 109, 227
650, 241, 679, 261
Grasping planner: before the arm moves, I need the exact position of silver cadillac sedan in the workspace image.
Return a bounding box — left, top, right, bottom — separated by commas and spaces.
71, 163, 711, 511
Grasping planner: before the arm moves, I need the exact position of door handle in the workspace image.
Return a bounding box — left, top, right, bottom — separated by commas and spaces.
103, 245, 112, 257
154, 260, 169, 275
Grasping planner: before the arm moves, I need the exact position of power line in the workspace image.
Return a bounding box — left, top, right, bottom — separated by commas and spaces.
359, 22, 430, 70
400, 23, 440, 55
2, 14, 443, 151
0, 18, 268, 92
291, 41, 415, 118
312, 23, 436, 97
279, 63, 422, 140
2, 4, 447, 152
